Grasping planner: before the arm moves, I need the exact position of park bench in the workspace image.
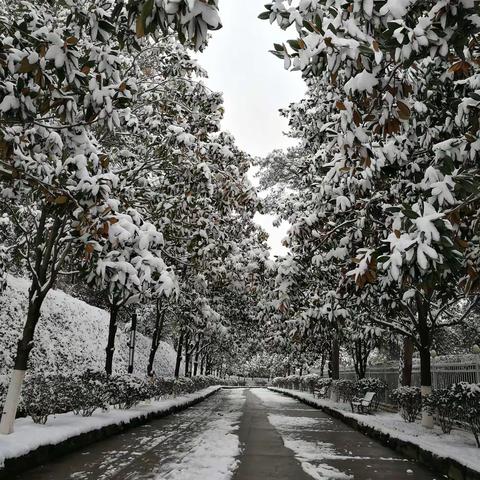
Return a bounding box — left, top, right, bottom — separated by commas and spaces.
351, 391, 377, 414
314, 385, 330, 399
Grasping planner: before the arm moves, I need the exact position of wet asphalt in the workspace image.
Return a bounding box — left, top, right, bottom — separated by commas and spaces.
17, 388, 441, 480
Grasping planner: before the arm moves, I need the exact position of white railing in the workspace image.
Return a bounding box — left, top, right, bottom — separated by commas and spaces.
340, 356, 480, 404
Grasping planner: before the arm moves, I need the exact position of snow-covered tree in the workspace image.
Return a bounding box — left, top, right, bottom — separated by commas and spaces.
0, 0, 220, 434
262, 0, 480, 427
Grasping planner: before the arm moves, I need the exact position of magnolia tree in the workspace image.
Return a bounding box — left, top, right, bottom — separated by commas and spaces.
262, 0, 480, 426
86, 211, 178, 374
0, 0, 221, 434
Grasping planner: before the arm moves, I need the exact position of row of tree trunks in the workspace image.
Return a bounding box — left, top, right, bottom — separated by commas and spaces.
174, 330, 212, 378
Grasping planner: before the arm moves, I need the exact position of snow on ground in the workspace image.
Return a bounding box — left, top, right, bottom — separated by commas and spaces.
156, 388, 246, 480
270, 388, 480, 474
0, 276, 176, 377
0, 386, 221, 469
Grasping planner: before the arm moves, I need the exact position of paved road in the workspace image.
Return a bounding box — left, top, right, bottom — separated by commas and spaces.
18, 388, 440, 480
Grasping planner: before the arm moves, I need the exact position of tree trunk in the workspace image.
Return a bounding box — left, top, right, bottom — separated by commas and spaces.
205, 355, 210, 375
401, 336, 414, 387
184, 333, 191, 377
353, 339, 367, 379
417, 294, 433, 428
105, 305, 119, 375
0, 290, 43, 434
320, 353, 326, 377
174, 330, 185, 378
200, 354, 205, 375
330, 338, 340, 380
193, 340, 200, 376
127, 311, 137, 374
147, 303, 165, 377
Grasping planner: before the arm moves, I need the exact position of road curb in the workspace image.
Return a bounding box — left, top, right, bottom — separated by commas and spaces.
0, 387, 221, 479
269, 387, 480, 480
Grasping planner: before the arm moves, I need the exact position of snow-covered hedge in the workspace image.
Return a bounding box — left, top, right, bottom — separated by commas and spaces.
331, 379, 356, 403
0, 277, 176, 376
355, 378, 387, 397
425, 383, 480, 447
5, 372, 228, 425
391, 386, 422, 423
300, 373, 321, 393
271, 376, 301, 389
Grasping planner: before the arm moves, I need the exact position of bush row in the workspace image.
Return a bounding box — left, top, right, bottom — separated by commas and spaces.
271, 375, 386, 403
0, 372, 239, 425
392, 383, 480, 447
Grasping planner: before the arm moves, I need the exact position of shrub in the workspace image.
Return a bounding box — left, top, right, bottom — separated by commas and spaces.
301, 374, 320, 394
109, 375, 149, 409
18, 372, 229, 424
317, 377, 332, 388
331, 379, 355, 403
286, 375, 301, 390
23, 374, 62, 424
75, 370, 112, 416
355, 378, 386, 397
391, 386, 422, 422
424, 388, 456, 434
271, 377, 288, 388
173, 377, 195, 395
448, 382, 480, 447
148, 377, 175, 399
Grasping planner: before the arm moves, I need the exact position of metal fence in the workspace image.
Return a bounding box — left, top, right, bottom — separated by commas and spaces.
340, 356, 480, 405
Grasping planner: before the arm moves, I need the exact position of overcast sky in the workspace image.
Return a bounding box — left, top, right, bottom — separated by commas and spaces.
197, 1, 305, 256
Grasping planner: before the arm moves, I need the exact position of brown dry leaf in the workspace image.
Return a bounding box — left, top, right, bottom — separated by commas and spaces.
136, 16, 145, 37
53, 195, 68, 205
18, 57, 36, 74
65, 36, 78, 45
353, 109, 362, 126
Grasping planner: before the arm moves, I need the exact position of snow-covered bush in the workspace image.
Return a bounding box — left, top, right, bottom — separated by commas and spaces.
448, 383, 480, 447
271, 377, 288, 388
110, 375, 150, 410
301, 374, 320, 394
331, 380, 355, 403
392, 387, 422, 423
17, 372, 226, 425
22, 375, 66, 424
173, 377, 195, 395
148, 377, 176, 400
0, 278, 177, 377
317, 378, 332, 388
355, 378, 387, 397
67, 371, 112, 417
286, 375, 301, 390
424, 388, 456, 434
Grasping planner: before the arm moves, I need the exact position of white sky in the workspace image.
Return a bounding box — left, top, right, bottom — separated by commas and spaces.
197, 0, 305, 256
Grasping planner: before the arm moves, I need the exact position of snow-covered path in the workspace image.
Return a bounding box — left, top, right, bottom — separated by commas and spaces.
17, 388, 438, 480
15, 389, 245, 480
